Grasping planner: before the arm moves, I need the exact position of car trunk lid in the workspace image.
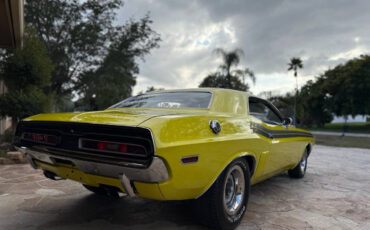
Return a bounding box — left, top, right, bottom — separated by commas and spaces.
24, 108, 207, 127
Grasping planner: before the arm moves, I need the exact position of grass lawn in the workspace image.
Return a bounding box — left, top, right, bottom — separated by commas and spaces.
314, 134, 370, 149
0, 150, 7, 158
310, 122, 370, 134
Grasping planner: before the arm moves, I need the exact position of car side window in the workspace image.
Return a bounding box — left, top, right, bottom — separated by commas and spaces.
249, 98, 282, 125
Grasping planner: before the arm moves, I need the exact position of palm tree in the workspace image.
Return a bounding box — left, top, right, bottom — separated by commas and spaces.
288, 57, 303, 90
234, 67, 256, 85
213, 48, 256, 89
287, 57, 303, 124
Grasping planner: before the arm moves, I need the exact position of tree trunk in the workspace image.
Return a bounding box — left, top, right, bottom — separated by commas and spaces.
11, 117, 18, 133
227, 74, 232, 88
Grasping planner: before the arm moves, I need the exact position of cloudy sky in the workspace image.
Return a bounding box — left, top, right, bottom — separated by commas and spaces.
118, 0, 370, 96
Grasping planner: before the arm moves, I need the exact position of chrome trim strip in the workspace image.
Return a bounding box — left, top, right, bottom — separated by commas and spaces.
207, 91, 214, 109
195, 154, 256, 199
145, 127, 156, 156
32, 145, 148, 167
15, 146, 169, 183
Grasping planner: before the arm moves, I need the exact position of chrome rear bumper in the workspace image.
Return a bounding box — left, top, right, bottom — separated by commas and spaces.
15, 146, 169, 196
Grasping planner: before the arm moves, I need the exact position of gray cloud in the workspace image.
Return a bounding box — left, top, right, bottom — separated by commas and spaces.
119, 0, 370, 95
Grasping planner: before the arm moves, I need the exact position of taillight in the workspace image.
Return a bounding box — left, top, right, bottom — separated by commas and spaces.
22, 133, 58, 145
79, 139, 146, 155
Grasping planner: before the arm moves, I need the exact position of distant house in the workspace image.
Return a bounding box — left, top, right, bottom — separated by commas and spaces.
331, 115, 367, 123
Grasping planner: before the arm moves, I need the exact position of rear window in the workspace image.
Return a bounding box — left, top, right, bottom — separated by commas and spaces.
110, 91, 212, 109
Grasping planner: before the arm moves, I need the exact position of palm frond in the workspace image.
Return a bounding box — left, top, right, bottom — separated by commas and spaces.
233, 48, 244, 57
245, 68, 256, 84
231, 68, 256, 85
288, 57, 303, 71
213, 48, 226, 57
231, 69, 245, 77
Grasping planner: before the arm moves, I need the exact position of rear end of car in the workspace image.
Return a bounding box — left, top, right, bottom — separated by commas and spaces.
13, 88, 255, 230
13, 121, 168, 199
13, 89, 216, 200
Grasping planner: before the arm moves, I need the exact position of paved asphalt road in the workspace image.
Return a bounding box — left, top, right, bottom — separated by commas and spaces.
0, 145, 370, 230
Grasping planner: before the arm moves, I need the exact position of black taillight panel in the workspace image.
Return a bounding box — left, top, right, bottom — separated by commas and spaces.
14, 121, 155, 167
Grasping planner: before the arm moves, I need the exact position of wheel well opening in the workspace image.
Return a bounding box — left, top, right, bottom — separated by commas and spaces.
244, 155, 256, 177
306, 144, 312, 156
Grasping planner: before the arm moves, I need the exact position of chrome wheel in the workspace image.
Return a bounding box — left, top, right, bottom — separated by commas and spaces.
300, 155, 307, 172
194, 159, 250, 230
223, 165, 245, 216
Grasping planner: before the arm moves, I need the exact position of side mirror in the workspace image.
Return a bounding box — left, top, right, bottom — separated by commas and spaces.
282, 117, 293, 126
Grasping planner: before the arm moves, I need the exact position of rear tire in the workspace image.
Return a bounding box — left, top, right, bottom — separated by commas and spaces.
194, 158, 250, 230
288, 149, 308, 178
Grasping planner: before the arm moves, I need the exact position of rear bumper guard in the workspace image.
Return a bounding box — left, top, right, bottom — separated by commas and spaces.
15, 146, 169, 197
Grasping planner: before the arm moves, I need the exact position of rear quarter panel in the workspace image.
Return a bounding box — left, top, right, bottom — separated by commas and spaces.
141, 113, 269, 200
139, 90, 314, 200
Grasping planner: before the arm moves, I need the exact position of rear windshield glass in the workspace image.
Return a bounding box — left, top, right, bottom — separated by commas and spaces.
110, 91, 212, 109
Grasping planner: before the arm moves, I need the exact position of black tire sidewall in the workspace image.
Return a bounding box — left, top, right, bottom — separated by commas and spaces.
215, 158, 250, 229
288, 149, 308, 178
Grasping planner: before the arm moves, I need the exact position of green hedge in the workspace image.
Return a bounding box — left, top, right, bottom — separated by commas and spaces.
311, 122, 370, 134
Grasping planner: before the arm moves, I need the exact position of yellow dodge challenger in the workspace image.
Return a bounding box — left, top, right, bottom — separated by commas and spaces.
14, 88, 314, 230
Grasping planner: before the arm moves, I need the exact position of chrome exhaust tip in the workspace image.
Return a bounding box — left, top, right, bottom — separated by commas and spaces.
119, 174, 136, 197
43, 170, 64, 181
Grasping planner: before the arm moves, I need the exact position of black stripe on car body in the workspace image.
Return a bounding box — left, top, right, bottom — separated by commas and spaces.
250, 122, 313, 139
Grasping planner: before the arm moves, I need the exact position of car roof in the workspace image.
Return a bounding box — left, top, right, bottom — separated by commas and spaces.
144, 87, 252, 96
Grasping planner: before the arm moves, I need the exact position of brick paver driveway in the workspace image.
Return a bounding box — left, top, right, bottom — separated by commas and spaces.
0, 145, 369, 230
